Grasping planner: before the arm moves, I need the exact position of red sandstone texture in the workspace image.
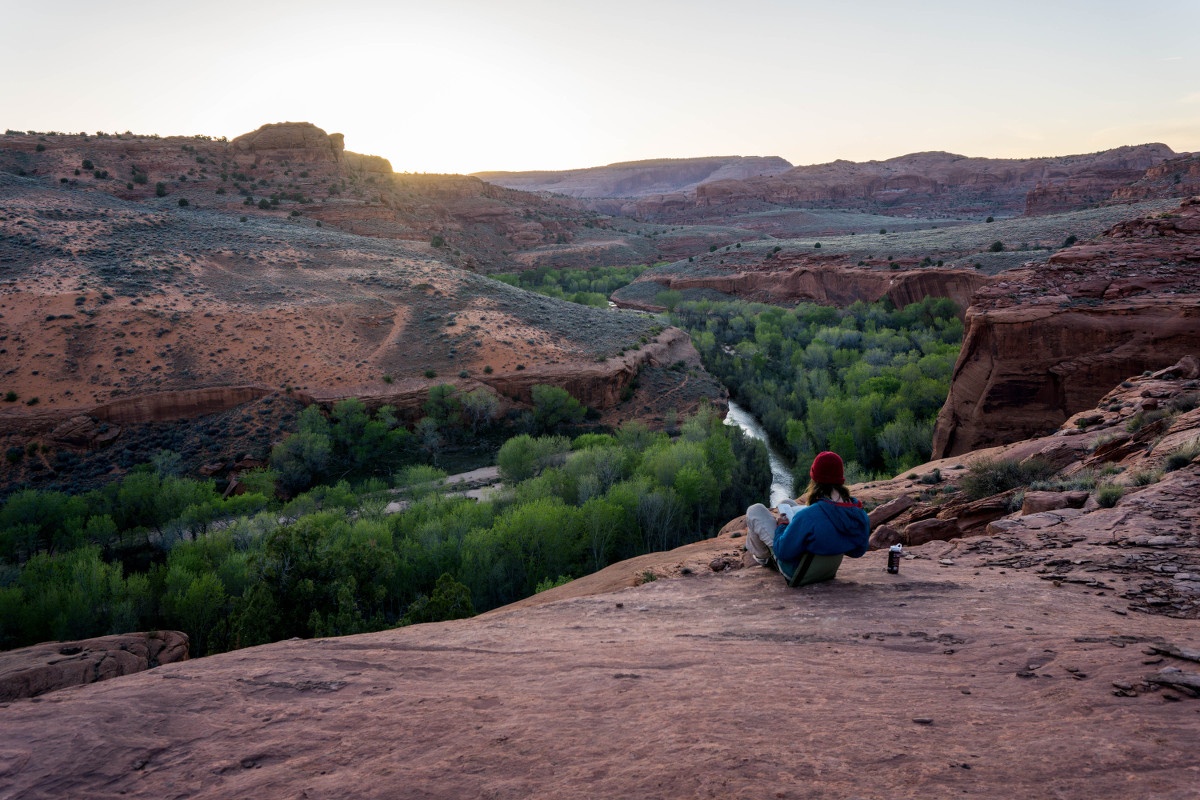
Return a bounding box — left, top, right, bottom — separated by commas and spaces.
0, 631, 188, 702
932, 197, 1200, 458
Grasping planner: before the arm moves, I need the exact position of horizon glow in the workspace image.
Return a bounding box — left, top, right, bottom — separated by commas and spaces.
2, 0, 1198, 175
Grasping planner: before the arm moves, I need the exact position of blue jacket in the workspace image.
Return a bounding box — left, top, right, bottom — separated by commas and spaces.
773, 498, 870, 561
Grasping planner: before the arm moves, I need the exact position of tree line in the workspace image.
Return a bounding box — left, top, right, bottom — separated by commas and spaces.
0, 401, 769, 657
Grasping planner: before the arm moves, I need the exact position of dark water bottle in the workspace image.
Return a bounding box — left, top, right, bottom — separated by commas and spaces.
887, 544, 902, 574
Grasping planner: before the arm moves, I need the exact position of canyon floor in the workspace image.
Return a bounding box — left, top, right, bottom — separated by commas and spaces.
2, 459, 1198, 799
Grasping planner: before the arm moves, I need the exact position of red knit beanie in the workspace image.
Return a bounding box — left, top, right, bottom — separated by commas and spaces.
809, 451, 844, 485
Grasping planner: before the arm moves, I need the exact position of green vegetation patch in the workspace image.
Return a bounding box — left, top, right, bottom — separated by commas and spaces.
0, 407, 770, 659
492, 263, 650, 307
673, 295, 964, 479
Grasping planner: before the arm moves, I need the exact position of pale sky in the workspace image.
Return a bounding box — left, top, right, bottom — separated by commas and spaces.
3, 0, 1198, 174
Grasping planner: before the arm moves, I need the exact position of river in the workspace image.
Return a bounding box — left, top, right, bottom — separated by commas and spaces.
723, 400, 795, 507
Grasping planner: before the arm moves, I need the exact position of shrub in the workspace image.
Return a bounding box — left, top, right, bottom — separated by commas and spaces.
985, 216, 994, 223
918, 468, 942, 484
177, 198, 189, 207
424, 369, 437, 379
1126, 408, 1170, 433
1062, 235, 1077, 248
81, 159, 94, 170
988, 241, 1004, 252
1130, 470, 1161, 486
961, 458, 1054, 500
155, 182, 167, 197
655, 290, 682, 312
257, 198, 271, 210
535, 575, 572, 593
531, 385, 585, 433
1164, 439, 1200, 472
1169, 392, 1199, 414
497, 434, 571, 483
35, 143, 45, 152
401, 573, 475, 625
3, 391, 16, 402
1096, 484, 1123, 508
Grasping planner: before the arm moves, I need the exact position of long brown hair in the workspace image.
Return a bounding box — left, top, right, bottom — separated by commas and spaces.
800, 480, 851, 506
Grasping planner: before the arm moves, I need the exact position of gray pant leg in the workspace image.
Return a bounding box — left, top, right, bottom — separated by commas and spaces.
745, 503, 779, 562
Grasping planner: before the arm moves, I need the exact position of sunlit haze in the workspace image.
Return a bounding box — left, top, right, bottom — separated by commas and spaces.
3, 0, 1199, 174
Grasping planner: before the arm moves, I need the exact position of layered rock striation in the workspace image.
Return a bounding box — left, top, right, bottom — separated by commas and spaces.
932, 197, 1200, 458
613, 249, 990, 312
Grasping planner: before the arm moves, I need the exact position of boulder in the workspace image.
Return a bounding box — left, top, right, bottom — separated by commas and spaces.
1152, 355, 1200, 381
1022, 490, 1089, 515
868, 523, 902, 550
903, 517, 961, 546
868, 495, 915, 528
934, 490, 1020, 536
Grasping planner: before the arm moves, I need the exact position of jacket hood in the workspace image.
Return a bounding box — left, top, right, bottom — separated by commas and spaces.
813, 498, 870, 550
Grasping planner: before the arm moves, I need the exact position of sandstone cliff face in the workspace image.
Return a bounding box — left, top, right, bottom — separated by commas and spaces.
90, 387, 276, 426
613, 252, 989, 312
1023, 168, 1152, 215
230, 122, 349, 164
1111, 153, 1200, 204
627, 144, 1177, 221
932, 197, 1200, 458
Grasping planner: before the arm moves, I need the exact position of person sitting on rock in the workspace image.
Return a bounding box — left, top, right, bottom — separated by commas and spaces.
745, 451, 870, 582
